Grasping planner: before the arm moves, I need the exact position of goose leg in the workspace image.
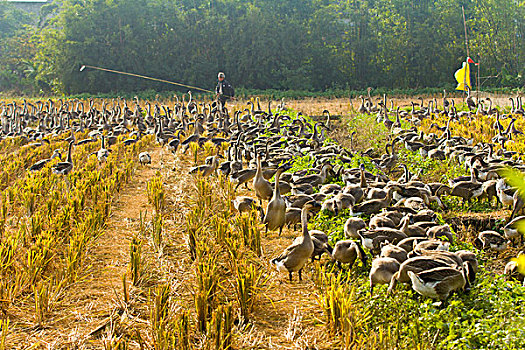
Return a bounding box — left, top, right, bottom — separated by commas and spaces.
289, 272, 293, 282
279, 226, 283, 236
298, 269, 303, 281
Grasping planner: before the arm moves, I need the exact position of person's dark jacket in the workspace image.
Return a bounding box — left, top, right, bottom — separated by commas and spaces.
216, 79, 234, 102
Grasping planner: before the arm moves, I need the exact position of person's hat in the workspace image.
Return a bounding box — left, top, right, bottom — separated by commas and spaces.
218, 72, 225, 79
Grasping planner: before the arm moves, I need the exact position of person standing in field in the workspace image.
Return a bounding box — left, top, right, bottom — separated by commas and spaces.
215, 72, 234, 109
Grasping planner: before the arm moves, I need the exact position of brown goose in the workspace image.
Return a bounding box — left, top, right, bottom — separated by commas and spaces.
263, 166, 288, 235
271, 202, 315, 281
310, 230, 333, 261
408, 263, 470, 300
189, 155, 219, 176
354, 187, 396, 215
387, 256, 453, 293
332, 240, 367, 268
399, 214, 427, 237
344, 217, 366, 239
437, 169, 484, 206
292, 163, 332, 187
369, 257, 400, 295
473, 231, 508, 252
380, 243, 408, 263
253, 155, 273, 204
233, 196, 264, 218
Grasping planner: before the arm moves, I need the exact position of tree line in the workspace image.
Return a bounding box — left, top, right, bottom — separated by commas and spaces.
1, 0, 524, 95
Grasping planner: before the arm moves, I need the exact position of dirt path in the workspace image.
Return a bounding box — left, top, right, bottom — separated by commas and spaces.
15, 148, 165, 348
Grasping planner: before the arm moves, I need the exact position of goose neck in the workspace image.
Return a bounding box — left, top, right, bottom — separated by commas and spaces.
301, 207, 310, 237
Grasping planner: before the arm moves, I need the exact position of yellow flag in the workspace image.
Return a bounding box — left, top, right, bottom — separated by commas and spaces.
455, 62, 471, 91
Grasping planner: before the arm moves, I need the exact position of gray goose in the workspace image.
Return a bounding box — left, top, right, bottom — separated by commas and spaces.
28, 149, 62, 171
52, 141, 75, 175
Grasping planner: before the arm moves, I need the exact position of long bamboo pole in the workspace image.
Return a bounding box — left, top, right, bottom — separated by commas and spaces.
79, 64, 214, 93
461, 6, 469, 97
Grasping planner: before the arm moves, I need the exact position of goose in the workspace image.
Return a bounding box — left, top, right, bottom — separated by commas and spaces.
358, 229, 407, 255
285, 207, 304, 229
332, 240, 367, 268
263, 166, 289, 235
466, 87, 476, 111
167, 130, 184, 153
369, 214, 396, 229
455, 250, 478, 283
138, 151, 151, 165
509, 192, 524, 222
426, 225, 454, 244
380, 243, 408, 263
271, 202, 315, 281
413, 239, 450, 254
354, 187, 396, 215
189, 155, 219, 176
380, 210, 405, 226
52, 141, 75, 175
310, 230, 333, 261
408, 262, 471, 300
436, 169, 483, 206
397, 237, 431, 253
344, 217, 366, 239
504, 255, 525, 282
292, 163, 332, 187
321, 197, 340, 215
503, 216, 525, 244
28, 149, 62, 171
253, 155, 273, 204
408, 250, 463, 268
232, 196, 264, 219
285, 194, 316, 209
387, 256, 454, 293
473, 230, 508, 252
496, 178, 515, 209
399, 214, 427, 237
369, 257, 400, 295
333, 192, 355, 211
96, 135, 109, 162
358, 95, 368, 114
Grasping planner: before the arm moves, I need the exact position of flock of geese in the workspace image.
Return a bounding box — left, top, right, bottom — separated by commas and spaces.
187, 93, 525, 299
1, 92, 524, 301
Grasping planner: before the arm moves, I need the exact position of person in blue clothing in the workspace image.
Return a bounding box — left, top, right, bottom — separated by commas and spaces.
215, 72, 234, 109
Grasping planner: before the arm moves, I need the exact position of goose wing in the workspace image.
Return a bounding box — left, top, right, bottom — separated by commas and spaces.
29, 158, 49, 171
416, 267, 461, 283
